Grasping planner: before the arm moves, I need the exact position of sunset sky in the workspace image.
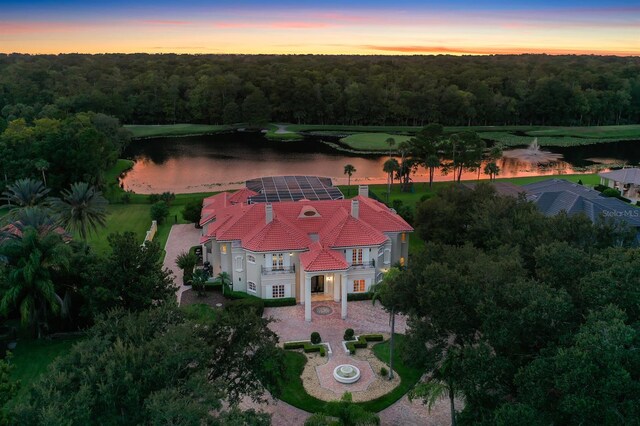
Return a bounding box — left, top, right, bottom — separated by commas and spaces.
1, 0, 639, 56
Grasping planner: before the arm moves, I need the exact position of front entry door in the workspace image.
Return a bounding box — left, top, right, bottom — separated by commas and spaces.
311, 275, 325, 293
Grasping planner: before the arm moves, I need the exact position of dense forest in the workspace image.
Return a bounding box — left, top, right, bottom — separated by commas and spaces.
1, 54, 639, 128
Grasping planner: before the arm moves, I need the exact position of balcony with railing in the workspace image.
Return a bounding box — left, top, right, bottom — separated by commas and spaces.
350, 260, 375, 269
261, 264, 296, 275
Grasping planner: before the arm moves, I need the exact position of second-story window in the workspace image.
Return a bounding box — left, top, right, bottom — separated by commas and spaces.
352, 248, 363, 265
221, 244, 227, 255
235, 256, 243, 272
247, 254, 256, 264
272, 253, 284, 270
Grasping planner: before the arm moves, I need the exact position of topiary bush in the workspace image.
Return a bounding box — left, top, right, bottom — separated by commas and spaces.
310, 331, 321, 344
344, 328, 355, 341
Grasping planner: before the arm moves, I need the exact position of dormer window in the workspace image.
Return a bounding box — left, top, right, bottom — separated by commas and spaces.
299, 206, 321, 218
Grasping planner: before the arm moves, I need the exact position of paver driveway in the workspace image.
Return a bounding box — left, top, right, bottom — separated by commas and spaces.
162, 224, 201, 303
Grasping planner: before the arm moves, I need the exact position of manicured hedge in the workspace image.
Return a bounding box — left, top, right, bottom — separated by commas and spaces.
264, 298, 297, 307
360, 334, 384, 342
224, 290, 296, 307
345, 334, 385, 354
347, 292, 373, 301
284, 341, 326, 357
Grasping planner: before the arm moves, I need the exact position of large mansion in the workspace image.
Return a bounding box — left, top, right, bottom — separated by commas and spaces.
199, 178, 413, 321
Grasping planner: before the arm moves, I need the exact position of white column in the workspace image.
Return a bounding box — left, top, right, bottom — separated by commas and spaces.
333, 273, 340, 302
305, 274, 312, 322
341, 272, 348, 319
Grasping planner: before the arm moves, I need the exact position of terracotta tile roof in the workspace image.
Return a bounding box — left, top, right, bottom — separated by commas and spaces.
199, 191, 413, 256
228, 188, 258, 204
300, 243, 349, 272
243, 218, 311, 252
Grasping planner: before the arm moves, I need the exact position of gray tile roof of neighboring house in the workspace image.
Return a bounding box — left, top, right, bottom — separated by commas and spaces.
598, 168, 640, 185
522, 179, 640, 227
460, 181, 526, 198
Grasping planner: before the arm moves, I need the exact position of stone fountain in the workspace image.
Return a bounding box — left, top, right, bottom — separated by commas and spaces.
333, 364, 361, 384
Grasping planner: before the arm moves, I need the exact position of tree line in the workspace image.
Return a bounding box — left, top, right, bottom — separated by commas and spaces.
0, 112, 130, 194
1, 54, 639, 128
375, 184, 640, 425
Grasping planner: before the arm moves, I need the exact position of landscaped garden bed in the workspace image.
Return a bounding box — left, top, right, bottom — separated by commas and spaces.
278, 334, 423, 413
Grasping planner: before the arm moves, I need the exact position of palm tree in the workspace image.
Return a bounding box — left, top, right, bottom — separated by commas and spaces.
214, 271, 233, 295
370, 267, 402, 380
385, 137, 396, 158
425, 154, 441, 188
305, 392, 379, 426
343, 164, 356, 196
484, 162, 500, 181
176, 250, 198, 286
50, 182, 108, 240
409, 375, 463, 426
382, 158, 400, 203
1, 178, 50, 220
34, 159, 50, 187
0, 226, 71, 338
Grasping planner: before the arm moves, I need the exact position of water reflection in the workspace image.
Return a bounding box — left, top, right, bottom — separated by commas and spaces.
120, 133, 614, 194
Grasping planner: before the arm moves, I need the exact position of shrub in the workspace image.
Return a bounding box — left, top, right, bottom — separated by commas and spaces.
121, 193, 131, 204
347, 292, 373, 301
225, 298, 265, 317
360, 334, 384, 342
148, 193, 161, 204
380, 367, 388, 377
160, 191, 176, 205
150, 201, 169, 224
285, 341, 326, 357
594, 184, 609, 192
182, 198, 204, 226
310, 332, 321, 344
263, 298, 297, 307
344, 328, 355, 341
602, 188, 621, 198
175, 251, 197, 285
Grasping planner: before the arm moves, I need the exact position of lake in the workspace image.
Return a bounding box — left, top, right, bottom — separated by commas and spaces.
120, 132, 639, 194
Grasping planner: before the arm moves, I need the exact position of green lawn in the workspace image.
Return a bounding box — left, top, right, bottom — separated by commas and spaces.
279, 334, 423, 413
125, 124, 232, 139
526, 124, 640, 139
84, 204, 151, 255
340, 133, 413, 151
8, 337, 80, 406
360, 335, 423, 412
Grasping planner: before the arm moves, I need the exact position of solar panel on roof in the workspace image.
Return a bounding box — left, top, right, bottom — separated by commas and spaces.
244, 176, 345, 203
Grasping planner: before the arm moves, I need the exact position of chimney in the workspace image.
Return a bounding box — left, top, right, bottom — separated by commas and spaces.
358, 185, 369, 198
265, 203, 273, 224
351, 199, 359, 219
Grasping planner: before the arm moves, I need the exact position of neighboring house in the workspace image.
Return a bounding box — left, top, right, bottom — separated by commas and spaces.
200, 180, 412, 321
599, 168, 640, 203
522, 179, 640, 232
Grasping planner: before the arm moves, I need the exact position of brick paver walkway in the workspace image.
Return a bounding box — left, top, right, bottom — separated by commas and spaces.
162, 224, 201, 304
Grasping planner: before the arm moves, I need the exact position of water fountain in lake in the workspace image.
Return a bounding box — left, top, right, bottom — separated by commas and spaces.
501, 138, 564, 164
